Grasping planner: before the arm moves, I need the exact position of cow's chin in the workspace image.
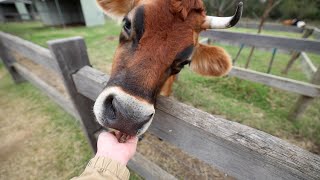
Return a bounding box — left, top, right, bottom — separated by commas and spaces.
95, 115, 154, 138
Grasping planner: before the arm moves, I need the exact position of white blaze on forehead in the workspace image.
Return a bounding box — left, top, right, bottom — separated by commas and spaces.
93, 86, 155, 134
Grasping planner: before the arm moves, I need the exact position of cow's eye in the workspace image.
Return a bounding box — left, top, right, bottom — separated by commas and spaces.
123, 18, 131, 35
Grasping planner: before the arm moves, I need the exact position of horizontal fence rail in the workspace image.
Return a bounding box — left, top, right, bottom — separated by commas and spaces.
229, 67, 320, 97
201, 30, 320, 54
236, 22, 304, 33
73, 66, 320, 180
12, 63, 80, 120
0, 32, 59, 72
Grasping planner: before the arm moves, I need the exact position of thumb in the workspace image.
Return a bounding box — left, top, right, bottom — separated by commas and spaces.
125, 136, 138, 145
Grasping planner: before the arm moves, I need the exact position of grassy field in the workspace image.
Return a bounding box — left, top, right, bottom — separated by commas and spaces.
0, 19, 319, 176
0, 55, 143, 179
0, 62, 92, 179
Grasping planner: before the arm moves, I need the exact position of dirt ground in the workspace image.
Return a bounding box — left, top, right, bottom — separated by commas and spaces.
0, 69, 91, 179
0, 55, 234, 179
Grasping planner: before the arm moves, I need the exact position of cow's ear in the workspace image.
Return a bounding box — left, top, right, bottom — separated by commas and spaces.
96, 0, 136, 19
190, 44, 232, 76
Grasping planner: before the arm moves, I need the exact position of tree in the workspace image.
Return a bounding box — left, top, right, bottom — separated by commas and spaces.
203, 0, 242, 16
277, 0, 319, 20
245, 0, 282, 68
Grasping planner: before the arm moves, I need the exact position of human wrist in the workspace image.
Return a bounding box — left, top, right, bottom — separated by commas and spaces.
86, 156, 130, 180
95, 153, 129, 166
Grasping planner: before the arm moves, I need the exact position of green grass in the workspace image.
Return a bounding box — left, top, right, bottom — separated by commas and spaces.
0, 63, 92, 178
0, 21, 142, 179
0, 62, 142, 179
0, 20, 319, 154
0, 21, 120, 71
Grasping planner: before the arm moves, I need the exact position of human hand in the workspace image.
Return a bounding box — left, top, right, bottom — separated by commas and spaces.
95, 131, 138, 165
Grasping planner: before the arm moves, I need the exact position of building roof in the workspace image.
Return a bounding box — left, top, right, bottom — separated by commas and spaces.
0, 0, 32, 4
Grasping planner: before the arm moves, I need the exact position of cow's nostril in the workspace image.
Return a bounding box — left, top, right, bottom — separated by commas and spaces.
103, 96, 116, 120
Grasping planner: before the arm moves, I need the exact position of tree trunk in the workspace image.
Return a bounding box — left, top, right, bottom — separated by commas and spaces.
245, 0, 281, 68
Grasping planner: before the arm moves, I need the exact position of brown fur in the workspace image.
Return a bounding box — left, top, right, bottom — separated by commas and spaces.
191, 43, 232, 76
282, 19, 294, 26
160, 75, 177, 96
96, 0, 137, 18
97, 0, 232, 99
170, 0, 205, 20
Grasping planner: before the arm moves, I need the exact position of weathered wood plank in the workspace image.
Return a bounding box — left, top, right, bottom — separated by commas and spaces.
201, 30, 320, 54
128, 152, 178, 180
48, 37, 101, 153
0, 37, 25, 83
229, 67, 320, 97
73, 66, 320, 180
236, 22, 303, 33
12, 63, 80, 120
0, 31, 59, 72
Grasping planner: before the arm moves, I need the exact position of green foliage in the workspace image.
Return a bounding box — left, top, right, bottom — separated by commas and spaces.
276, 0, 320, 20
203, 0, 320, 20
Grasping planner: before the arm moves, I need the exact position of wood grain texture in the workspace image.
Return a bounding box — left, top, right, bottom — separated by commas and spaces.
128, 152, 178, 180
48, 37, 101, 153
0, 31, 59, 72
0, 37, 25, 83
229, 67, 320, 97
73, 66, 320, 180
12, 63, 80, 120
201, 30, 320, 54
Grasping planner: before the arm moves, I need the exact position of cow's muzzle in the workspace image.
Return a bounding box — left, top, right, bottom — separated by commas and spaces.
94, 86, 155, 136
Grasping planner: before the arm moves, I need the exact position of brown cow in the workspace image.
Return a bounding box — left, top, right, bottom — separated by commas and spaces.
94, 0, 243, 137
282, 18, 306, 28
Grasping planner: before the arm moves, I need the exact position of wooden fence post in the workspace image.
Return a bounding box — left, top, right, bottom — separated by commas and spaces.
282, 28, 314, 74
48, 37, 101, 153
289, 67, 320, 120
0, 38, 25, 83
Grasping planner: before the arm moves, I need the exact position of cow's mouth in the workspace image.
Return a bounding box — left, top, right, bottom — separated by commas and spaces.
104, 128, 134, 143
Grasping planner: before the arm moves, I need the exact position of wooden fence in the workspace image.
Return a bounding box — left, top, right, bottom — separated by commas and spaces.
1, 31, 320, 180
201, 30, 320, 120
236, 21, 320, 41
236, 21, 304, 33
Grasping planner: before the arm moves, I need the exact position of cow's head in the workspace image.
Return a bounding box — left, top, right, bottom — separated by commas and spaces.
94, 0, 243, 136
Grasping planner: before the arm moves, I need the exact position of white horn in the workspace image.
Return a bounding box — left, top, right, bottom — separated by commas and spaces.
203, 2, 243, 29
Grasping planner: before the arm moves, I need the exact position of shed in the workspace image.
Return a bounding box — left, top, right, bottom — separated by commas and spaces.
34, 0, 105, 27
0, 0, 33, 22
